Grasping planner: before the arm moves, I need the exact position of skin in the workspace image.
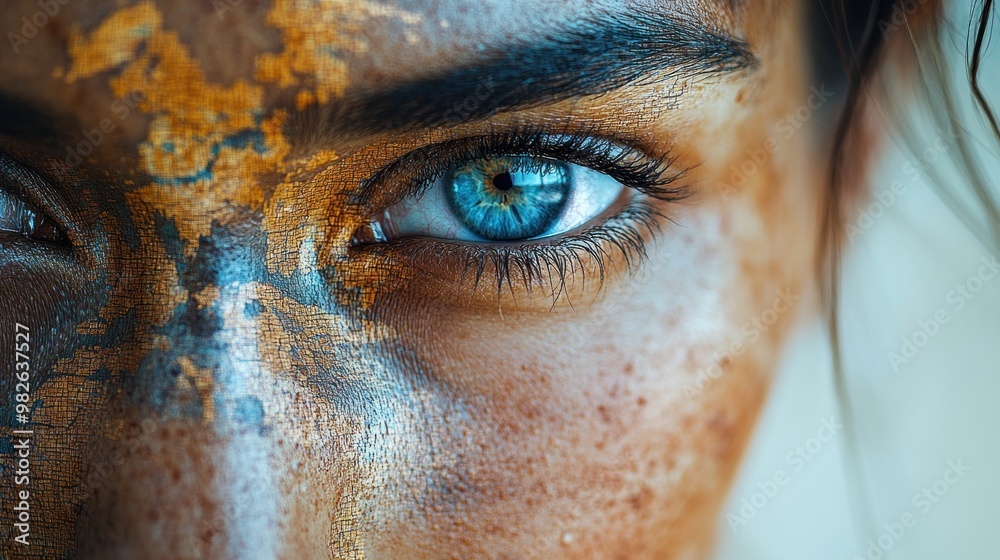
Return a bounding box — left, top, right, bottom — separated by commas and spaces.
0, 0, 821, 558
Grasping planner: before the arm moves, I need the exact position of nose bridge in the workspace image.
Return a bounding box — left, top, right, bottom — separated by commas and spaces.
79, 209, 398, 559
80, 200, 315, 557
128, 221, 271, 425
124, 208, 285, 421
79, 279, 287, 559
184, 282, 282, 556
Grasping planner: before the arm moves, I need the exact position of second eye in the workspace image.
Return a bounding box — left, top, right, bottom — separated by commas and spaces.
371, 155, 624, 243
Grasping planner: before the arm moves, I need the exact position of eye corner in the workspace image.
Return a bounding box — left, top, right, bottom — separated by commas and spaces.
0, 155, 73, 249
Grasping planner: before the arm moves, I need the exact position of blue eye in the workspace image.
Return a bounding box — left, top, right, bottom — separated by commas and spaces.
446, 157, 570, 241
351, 132, 689, 296
367, 154, 625, 243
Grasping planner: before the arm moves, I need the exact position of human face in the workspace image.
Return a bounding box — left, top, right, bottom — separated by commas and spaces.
0, 1, 818, 558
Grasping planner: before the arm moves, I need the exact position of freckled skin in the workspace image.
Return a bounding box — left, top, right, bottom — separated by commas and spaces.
0, 1, 819, 559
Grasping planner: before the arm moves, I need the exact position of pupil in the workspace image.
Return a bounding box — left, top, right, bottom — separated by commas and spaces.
492, 172, 514, 191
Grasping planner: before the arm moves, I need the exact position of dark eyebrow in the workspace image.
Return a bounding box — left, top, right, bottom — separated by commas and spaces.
0, 92, 64, 151
0, 10, 754, 155
303, 8, 756, 142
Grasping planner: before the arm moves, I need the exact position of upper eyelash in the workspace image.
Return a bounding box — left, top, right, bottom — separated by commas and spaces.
356, 128, 693, 207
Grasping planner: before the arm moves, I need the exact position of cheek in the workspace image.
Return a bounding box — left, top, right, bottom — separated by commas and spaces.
374, 191, 809, 558
361, 87, 817, 557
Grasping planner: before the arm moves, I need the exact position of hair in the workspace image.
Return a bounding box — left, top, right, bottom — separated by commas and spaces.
811, 0, 998, 536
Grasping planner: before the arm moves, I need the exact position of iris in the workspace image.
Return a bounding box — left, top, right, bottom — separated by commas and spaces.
445, 156, 570, 241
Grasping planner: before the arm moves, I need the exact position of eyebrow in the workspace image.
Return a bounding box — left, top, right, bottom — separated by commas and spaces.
0, 9, 754, 154
0, 92, 64, 151
304, 7, 756, 142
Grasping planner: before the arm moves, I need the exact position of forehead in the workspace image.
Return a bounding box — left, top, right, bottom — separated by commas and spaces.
0, 0, 741, 109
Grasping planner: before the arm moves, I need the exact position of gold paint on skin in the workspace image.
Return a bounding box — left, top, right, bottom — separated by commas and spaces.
76, 319, 107, 336
65, 2, 289, 253
262, 150, 341, 277
64, 2, 162, 82
176, 355, 216, 422
193, 285, 222, 310
255, 0, 423, 109
58, 6, 400, 554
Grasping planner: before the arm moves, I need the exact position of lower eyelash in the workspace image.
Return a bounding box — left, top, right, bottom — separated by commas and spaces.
366, 197, 667, 304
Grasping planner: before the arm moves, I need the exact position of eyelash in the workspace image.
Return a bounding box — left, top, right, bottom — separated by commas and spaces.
359, 129, 690, 206
355, 129, 693, 300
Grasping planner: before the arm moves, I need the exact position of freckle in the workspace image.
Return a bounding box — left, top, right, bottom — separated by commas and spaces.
597, 405, 612, 424
636, 397, 646, 407
627, 487, 653, 511
622, 361, 634, 375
